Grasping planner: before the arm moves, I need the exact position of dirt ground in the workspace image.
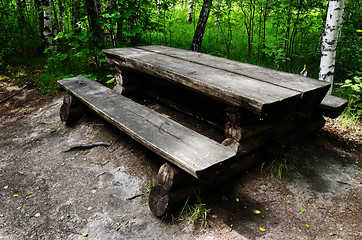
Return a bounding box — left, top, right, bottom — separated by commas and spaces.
0, 78, 361, 240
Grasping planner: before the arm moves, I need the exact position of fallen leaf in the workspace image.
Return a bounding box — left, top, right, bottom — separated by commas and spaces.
259, 227, 266, 232
87, 207, 92, 211
287, 200, 290, 204
301, 208, 306, 212
34, 213, 40, 217
265, 208, 269, 211
60, 216, 65, 220
28, 192, 33, 195
13, 193, 18, 197
82, 233, 88, 237
17, 206, 22, 210
116, 222, 120, 226
254, 210, 261, 214
306, 224, 310, 228
329, 232, 336, 236
3, 185, 8, 189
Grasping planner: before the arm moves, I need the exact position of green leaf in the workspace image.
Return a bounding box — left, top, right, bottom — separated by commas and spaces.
116, 222, 120, 226
3, 185, 8, 189
13, 193, 18, 197
17, 206, 22, 210
60, 215, 65, 220
87, 207, 92, 211
28, 192, 33, 195
259, 226, 266, 232
254, 210, 261, 214
34, 213, 40, 217
82, 233, 88, 237
305, 224, 310, 228
301, 208, 306, 212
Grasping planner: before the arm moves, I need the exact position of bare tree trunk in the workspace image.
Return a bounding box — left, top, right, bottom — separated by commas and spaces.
58, 0, 65, 32
85, 0, 105, 45
157, 0, 162, 18
190, 0, 212, 52
42, 0, 57, 49
319, 0, 345, 94
215, 0, 220, 26
187, 0, 194, 22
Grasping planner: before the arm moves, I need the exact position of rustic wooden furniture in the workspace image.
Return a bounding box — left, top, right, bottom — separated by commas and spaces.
58, 45, 347, 216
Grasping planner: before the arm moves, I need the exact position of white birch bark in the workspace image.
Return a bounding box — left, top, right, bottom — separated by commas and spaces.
215, 0, 220, 26
42, 0, 57, 48
319, 0, 344, 94
187, 0, 194, 22
157, 0, 162, 18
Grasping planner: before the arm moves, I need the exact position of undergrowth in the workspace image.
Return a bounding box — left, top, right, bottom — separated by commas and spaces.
161, 188, 210, 228
262, 146, 300, 181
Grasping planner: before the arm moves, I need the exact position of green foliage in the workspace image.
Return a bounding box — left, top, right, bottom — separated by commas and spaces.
178, 188, 210, 227
337, 72, 362, 120
0, 0, 360, 108
266, 147, 299, 180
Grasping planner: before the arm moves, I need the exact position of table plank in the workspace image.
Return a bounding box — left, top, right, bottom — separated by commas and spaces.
58, 77, 237, 181
137, 45, 331, 112
103, 48, 301, 120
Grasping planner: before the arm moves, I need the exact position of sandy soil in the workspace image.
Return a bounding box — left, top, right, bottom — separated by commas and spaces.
0, 78, 361, 240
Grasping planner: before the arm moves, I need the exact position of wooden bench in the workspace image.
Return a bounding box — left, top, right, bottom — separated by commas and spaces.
57, 77, 236, 182
319, 95, 348, 118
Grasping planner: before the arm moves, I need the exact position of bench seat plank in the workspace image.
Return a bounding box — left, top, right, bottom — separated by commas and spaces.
137, 45, 331, 112
103, 48, 301, 120
319, 95, 348, 118
58, 77, 237, 181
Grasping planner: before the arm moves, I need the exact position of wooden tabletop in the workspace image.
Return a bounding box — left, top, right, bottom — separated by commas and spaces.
103, 46, 330, 120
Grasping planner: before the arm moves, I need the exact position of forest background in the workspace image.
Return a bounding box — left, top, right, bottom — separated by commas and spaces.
0, 0, 361, 120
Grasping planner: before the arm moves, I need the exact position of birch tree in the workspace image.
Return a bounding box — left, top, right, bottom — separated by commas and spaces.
319, 0, 345, 94
187, 0, 194, 22
42, 0, 57, 49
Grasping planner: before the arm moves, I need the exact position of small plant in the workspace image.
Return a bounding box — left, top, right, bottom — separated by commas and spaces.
267, 147, 299, 180
338, 72, 362, 120
177, 188, 210, 227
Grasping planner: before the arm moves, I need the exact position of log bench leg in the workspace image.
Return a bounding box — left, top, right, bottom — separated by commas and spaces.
149, 163, 198, 217
60, 93, 85, 125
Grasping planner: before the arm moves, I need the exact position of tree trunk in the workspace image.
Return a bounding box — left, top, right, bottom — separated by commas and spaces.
58, 0, 65, 32
187, 0, 194, 22
85, 0, 105, 45
214, 0, 220, 26
42, 0, 57, 49
72, 0, 81, 31
190, 0, 212, 52
319, 0, 345, 94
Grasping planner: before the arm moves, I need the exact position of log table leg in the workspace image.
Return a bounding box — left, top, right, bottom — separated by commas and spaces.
222, 107, 242, 152
106, 57, 124, 94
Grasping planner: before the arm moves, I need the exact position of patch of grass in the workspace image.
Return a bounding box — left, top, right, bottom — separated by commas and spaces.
266, 146, 299, 180
177, 188, 210, 227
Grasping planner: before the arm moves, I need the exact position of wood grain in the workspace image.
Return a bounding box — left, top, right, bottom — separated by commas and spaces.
103, 48, 301, 120
137, 45, 330, 112
58, 77, 236, 181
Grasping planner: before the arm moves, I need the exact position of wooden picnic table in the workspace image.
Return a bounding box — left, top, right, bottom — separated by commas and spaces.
58, 45, 347, 216
103, 45, 331, 122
